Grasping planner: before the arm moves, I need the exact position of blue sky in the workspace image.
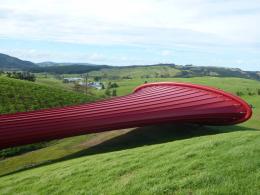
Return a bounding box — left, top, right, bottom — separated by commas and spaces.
0, 0, 260, 70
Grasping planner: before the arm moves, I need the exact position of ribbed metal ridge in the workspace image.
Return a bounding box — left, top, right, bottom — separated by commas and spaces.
0, 82, 252, 149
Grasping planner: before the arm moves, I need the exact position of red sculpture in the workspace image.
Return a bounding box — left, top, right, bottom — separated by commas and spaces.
0, 82, 252, 149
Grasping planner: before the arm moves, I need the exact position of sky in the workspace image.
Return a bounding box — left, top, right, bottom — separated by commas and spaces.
0, 0, 260, 70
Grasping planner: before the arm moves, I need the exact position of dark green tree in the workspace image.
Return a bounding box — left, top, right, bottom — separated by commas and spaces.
101, 83, 105, 90
112, 89, 117, 96
111, 83, 119, 88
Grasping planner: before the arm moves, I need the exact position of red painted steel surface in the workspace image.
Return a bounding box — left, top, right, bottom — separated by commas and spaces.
0, 82, 252, 149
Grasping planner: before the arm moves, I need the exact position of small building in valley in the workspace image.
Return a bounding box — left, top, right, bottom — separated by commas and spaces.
63, 78, 83, 83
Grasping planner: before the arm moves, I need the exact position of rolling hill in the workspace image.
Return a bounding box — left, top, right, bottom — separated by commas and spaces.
30, 64, 111, 74
37, 62, 98, 67
0, 76, 97, 114
0, 127, 259, 194
88, 64, 260, 80
0, 76, 259, 194
0, 53, 37, 70
0, 75, 98, 158
1, 53, 260, 80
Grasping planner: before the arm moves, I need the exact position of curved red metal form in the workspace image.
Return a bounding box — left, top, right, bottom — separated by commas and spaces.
0, 82, 252, 149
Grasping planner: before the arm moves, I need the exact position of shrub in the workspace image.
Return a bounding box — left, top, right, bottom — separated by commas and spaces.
236, 91, 244, 96
0, 143, 48, 159
248, 91, 256, 96
111, 83, 119, 88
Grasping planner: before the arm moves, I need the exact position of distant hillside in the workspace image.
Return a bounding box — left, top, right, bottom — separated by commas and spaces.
30, 64, 111, 74
89, 65, 181, 79
1, 53, 259, 80
0, 53, 37, 70
88, 64, 260, 80
33, 61, 260, 80
172, 64, 260, 80
37, 62, 97, 67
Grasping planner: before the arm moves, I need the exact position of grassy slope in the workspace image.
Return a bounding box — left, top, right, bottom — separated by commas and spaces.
0, 76, 97, 114
36, 77, 75, 91
0, 76, 259, 194
0, 131, 259, 194
89, 65, 180, 78
0, 75, 98, 160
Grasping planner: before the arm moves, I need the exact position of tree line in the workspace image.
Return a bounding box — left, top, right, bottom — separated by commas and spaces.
5, 71, 36, 82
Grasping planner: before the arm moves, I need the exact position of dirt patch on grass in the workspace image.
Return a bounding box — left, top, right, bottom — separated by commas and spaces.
77, 128, 135, 149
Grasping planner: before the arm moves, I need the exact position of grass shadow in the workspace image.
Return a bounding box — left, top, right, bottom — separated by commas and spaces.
58, 123, 256, 160
0, 123, 256, 177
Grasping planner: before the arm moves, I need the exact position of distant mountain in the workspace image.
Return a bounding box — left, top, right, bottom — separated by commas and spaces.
37, 62, 58, 67
1, 53, 259, 80
30, 64, 111, 74
0, 53, 37, 70
37, 62, 97, 67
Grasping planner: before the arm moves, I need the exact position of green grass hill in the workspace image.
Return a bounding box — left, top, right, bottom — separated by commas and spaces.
0, 76, 98, 158
0, 129, 259, 194
0, 76, 259, 194
0, 76, 96, 114
89, 65, 181, 79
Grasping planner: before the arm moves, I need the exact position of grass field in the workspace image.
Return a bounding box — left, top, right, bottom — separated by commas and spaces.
0, 130, 259, 194
89, 65, 181, 78
0, 76, 259, 194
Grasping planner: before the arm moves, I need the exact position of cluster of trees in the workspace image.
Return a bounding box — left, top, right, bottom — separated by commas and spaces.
236, 89, 260, 96
122, 76, 133, 79
105, 82, 119, 97
6, 71, 36, 82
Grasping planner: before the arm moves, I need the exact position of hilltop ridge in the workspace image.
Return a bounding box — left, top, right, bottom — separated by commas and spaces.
0, 53, 259, 80
0, 53, 37, 70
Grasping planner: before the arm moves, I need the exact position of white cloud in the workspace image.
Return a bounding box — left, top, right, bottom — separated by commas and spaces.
0, 0, 260, 69
0, 0, 260, 48
161, 50, 172, 57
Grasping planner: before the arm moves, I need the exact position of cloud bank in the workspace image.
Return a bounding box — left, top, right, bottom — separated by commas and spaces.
0, 0, 259, 70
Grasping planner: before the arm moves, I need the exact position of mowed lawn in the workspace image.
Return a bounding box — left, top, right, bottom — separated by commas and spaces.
0, 76, 259, 194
